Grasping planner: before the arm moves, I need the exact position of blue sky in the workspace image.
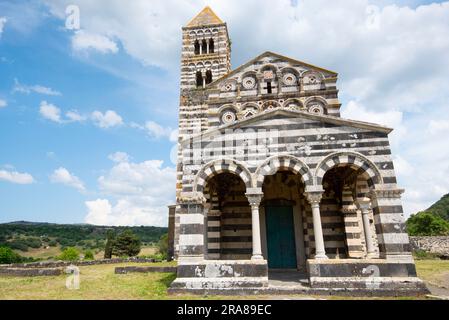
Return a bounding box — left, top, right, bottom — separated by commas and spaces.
1, 0, 449, 226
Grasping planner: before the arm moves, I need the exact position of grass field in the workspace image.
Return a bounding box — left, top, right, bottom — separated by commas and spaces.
0, 260, 448, 300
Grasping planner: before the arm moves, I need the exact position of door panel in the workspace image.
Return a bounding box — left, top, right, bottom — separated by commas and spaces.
265, 206, 297, 269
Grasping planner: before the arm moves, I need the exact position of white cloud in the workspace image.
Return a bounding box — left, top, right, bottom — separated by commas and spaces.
72, 30, 118, 54
0, 99, 7, 108
13, 79, 61, 96
85, 157, 176, 226
429, 120, 449, 135
91, 110, 123, 128
50, 167, 85, 192
0, 17, 6, 37
145, 120, 178, 141
0, 169, 34, 185
108, 152, 131, 163
39, 102, 123, 128
39, 101, 62, 123
65, 110, 85, 122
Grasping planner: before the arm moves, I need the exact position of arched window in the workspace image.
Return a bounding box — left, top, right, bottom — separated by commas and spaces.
209, 38, 215, 54
202, 39, 207, 54
205, 70, 213, 84
194, 40, 200, 55
196, 71, 203, 88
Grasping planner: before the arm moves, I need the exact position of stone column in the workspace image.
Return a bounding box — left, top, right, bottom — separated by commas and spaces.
305, 191, 328, 259
276, 71, 283, 95
357, 198, 377, 258
246, 190, 264, 260
202, 71, 206, 88
256, 74, 264, 96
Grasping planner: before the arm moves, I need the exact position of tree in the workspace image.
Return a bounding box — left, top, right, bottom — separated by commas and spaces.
58, 247, 80, 261
104, 230, 115, 259
0, 246, 23, 264
84, 250, 94, 260
406, 211, 449, 236
156, 233, 168, 260
112, 230, 141, 257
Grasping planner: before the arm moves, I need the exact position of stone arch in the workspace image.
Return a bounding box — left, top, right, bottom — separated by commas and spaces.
260, 63, 278, 73
194, 159, 252, 193
217, 104, 238, 114
282, 98, 304, 111
280, 67, 300, 86
314, 151, 383, 189
254, 155, 313, 188
238, 70, 257, 82
262, 100, 281, 111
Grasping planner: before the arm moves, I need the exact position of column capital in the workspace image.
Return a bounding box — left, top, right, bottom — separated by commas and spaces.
304, 191, 324, 206
245, 190, 264, 207
356, 197, 372, 212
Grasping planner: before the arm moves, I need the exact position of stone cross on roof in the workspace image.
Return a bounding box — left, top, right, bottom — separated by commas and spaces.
186, 6, 224, 27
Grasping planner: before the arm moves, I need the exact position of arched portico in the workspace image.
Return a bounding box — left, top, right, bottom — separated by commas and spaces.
311, 151, 384, 260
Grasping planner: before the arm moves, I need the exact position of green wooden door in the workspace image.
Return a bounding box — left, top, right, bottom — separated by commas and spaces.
265, 206, 297, 269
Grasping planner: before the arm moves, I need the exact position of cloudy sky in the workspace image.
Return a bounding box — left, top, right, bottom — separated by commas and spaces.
0, 0, 448, 227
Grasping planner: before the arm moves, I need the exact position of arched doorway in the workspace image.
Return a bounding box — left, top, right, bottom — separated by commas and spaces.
260, 171, 307, 270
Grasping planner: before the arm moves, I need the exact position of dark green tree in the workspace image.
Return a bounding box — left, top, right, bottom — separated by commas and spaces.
406, 211, 449, 236
112, 230, 141, 257
104, 230, 115, 259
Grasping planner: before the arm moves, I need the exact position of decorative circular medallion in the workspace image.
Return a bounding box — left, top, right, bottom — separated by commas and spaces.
222, 111, 236, 124
283, 73, 297, 86
308, 103, 325, 115
242, 77, 256, 89
306, 74, 319, 84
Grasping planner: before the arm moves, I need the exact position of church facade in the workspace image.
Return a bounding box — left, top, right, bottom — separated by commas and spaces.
168, 7, 427, 295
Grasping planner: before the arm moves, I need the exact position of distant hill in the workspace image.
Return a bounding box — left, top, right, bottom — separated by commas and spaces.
426, 193, 449, 221
0, 221, 167, 253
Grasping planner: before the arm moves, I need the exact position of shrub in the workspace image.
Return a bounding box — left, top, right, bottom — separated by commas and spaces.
48, 240, 58, 247
84, 250, 94, 260
156, 234, 168, 260
24, 237, 42, 248
112, 230, 141, 257
413, 249, 441, 260
9, 240, 28, 252
58, 247, 80, 261
406, 211, 449, 236
0, 246, 24, 264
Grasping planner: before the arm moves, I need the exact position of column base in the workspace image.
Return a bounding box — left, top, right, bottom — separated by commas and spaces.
366, 252, 378, 259
314, 253, 328, 260
251, 254, 264, 260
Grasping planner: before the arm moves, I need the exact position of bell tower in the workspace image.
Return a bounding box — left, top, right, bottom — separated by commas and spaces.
173, 8, 231, 259
180, 6, 231, 90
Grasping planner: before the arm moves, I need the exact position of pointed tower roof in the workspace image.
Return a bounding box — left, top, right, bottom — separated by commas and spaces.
186, 6, 224, 27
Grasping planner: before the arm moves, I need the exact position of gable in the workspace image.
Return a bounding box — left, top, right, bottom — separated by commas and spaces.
208, 51, 337, 91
